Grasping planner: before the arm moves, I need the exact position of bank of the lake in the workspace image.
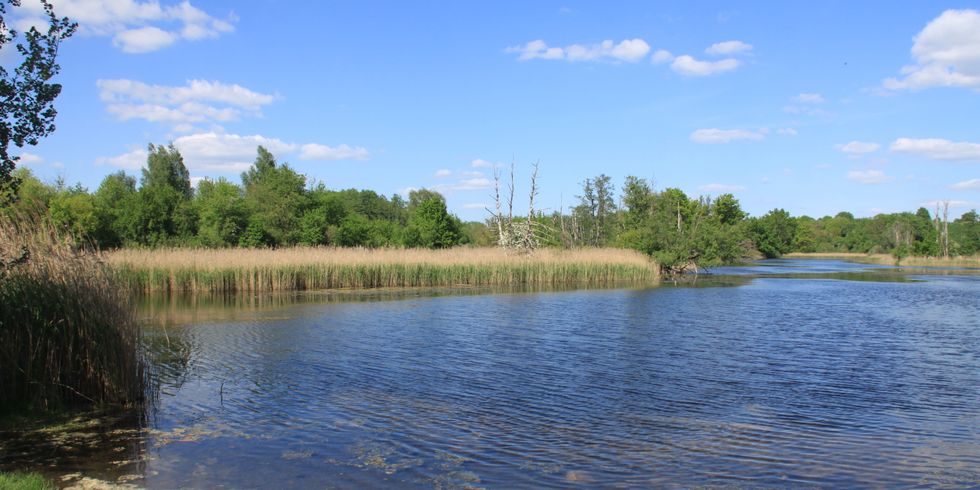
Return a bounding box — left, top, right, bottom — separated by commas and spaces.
105, 246, 659, 293
785, 251, 980, 268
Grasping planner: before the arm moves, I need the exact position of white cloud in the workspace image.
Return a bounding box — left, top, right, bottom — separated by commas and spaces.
16, 152, 43, 164
434, 177, 493, 193
651, 49, 674, 64
882, 9, 980, 91
507, 38, 650, 63
298, 143, 368, 161
471, 158, 497, 168
463, 203, 488, 209
15, 0, 235, 53
951, 178, 980, 190
704, 40, 752, 55
777, 128, 798, 136
97, 79, 277, 128
434, 169, 452, 178
689, 128, 764, 144
698, 183, 746, 193
835, 141, 880, 155
793, 92, 825, 103
670, 55, 740, 76
96, 148, 147, 170
98, 132, 368, 174
890, 137, 980, 161
112, 26, 176, 53
847, 169, 892, 184
782, 105, 828, 116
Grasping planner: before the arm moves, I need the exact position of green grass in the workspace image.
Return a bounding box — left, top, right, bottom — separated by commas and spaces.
0, 472, 54, 490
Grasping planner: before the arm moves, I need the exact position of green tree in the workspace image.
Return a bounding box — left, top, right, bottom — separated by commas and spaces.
751, 208, 797, 258
404, 194, 462, 249
0, 0, 76, 198
241, 146, 307, 245
621, 175, 652, 229
93, 171, 139, 247
137, 143, 193, 245
195, 177, 247, 247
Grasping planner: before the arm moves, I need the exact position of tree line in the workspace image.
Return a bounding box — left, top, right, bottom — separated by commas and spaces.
5, 148, 978, 271
5, 144, 470, 249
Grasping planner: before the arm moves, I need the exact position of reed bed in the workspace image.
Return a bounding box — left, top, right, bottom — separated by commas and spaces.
785, 252, 980, 268
0, 214, 146, 411
106, 246, 660, 294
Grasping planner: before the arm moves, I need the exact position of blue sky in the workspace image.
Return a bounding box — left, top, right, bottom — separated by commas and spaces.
9, 1, 980, 220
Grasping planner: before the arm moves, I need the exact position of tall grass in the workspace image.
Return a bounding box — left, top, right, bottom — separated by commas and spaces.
106, 246, 659, 294
785, 252, 980, 268
0, 213, 146, 411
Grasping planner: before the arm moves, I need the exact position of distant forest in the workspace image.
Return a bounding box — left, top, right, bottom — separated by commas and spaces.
5, 144, 979, 270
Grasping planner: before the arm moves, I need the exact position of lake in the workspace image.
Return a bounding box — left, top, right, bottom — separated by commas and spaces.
3, 259, 979, 488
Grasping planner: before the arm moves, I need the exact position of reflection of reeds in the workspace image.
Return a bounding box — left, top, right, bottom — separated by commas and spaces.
0, 213, 146, 411
785, 252, 980, 268
106, 247, 659, 293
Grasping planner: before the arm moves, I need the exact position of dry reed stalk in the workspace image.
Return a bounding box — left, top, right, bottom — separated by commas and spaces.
784, 252, 980, 268
105, 246, 659, 293
0, 213, 146, 410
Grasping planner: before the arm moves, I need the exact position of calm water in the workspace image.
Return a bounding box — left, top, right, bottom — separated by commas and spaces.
3, 260, 980, 488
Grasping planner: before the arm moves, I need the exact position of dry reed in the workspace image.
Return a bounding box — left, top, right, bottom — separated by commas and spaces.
105, 246, 659, 293
0, 213, 146, 411
785, 252, 980, 268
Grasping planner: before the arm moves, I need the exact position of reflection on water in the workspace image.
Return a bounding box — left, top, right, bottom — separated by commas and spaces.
2, 260, 979, 488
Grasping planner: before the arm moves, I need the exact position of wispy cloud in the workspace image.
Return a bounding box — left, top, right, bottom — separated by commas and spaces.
951, 178, 980, 190
507, 38, 651, 62
835, 141, 880, 155
793, 92, 825, 103
847, 169, 892, 184
98, 131, 368, 173
471, 159, 498, 168
690, 128, 764, 144
97, 79, 278, 129
16, 152, 43, 164
298, 143, 368, 161
890, 138, 980, 161
699, 183, 746, 193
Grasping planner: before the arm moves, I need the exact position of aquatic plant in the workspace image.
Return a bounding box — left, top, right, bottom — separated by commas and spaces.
106, 246, 659, 293
0, 213, 146, 411
0, 472, 54, 490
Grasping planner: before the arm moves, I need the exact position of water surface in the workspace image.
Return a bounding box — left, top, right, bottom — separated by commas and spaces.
3, 259, 979, 488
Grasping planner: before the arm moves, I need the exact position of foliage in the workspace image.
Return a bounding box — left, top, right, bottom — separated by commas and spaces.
241, 146, 307, 246
751, 208, 797, 258
0, 0, 76, 198
404, 194, 463, 249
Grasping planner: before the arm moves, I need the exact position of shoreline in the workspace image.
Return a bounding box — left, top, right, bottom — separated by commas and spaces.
784, 252, 980, 268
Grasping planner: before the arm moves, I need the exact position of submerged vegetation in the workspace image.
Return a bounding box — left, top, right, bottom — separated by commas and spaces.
107, 247, 659, 293
0, 213, 146, 412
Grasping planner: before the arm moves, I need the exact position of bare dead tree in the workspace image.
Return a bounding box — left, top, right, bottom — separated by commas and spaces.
942, 200, 950, 258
